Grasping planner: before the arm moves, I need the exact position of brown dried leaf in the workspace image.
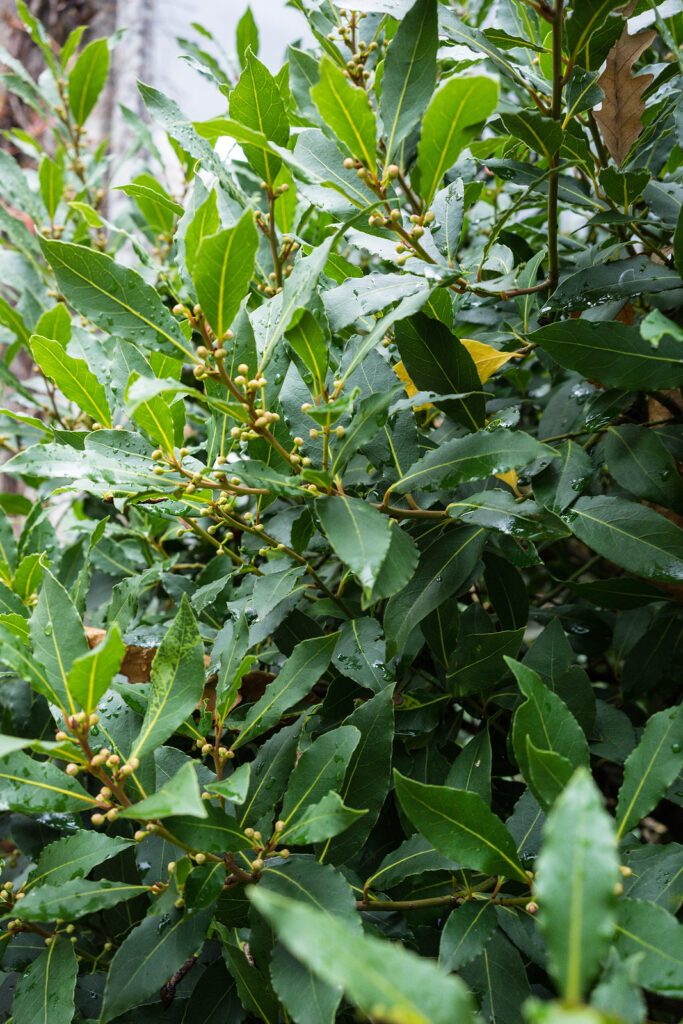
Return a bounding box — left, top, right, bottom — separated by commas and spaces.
594, 19, 655, 165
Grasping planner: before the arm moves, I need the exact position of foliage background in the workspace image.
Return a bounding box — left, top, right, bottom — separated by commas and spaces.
0, 1, 681, 1022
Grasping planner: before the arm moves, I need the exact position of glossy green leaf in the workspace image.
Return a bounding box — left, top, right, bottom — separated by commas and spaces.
321, 686, 394, 864
205, 762, 251, 804
312, 57, 377, 168
193, 208, 259, 342
14, 878, 150, 921
332, 616, 390, 693
533, 440, 594, 512
561, 495, 683, 583
616, 704, 683, 839
316, 496, 392, 595
250, 886, 476, 1024
38, 155, 63, 221
280, 725, 360, 829
165, 804, 252, 853
12, 937, 77, 1024
66, 625, 124, 715
236, 6, 259, 68
68, 37, 109, 124
446, 729, 492, 805
129, 595, 205, 761
26, 831, 135, 890
417, 76, 497, 205
565, 1, 625, 67
614, 898, 683, 997
526, 737, 574, 811
30, 568, 89, 713
531, 320, 683, 390
509, 660, 590, 785
228, 49, 289, 184
120, 760, 207, 820
393, 429, 555, 495
282, 790, 367, 844
100, 906, 212, 1022
232, 633, 339, 750
439, 900, 498, 972
384, 526, 486, 654
535, 768, 620, 1002
40, 238, 195, 361
381, 0, 438, 161
394, 771, 528, 882
606, 424, 683, 510
502, 111, 563, 158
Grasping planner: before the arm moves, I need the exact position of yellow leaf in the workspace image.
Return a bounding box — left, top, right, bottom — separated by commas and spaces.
460, 339, 521, 384
394, 361, 433, 411
496, 468, 522, 497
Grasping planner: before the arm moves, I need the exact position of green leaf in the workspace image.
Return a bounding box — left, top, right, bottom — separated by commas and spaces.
100, 907, 212, 1022
0, 506, 17, 571
30, 568, 89, 713
26, 831, 135, 889
384, 526, 486, 655
236, 6, 259, 68
311, 57, 377, 169
249, 886, 476, 1024
0, 751, 96, 814
12, 937, 77, 1024
533, 440, 594, 513
446, 627, 525, 697
205, 762, 251, 804
599, 167, 650, 208
416, 76, 498, 205
261, 858, 359, 1024
232, 633, 339, 750
526, 737, 574, 811
125, 372, 177, 451
446, 729, 492, 805
502, 111, 563, 159
509, 660, 590, 786
66, 625, 124, 715
365, 833, 458, 893
193, 208, 259, 342
38, 155, 63, 221
285, 309, 329, 397
561, 496, 683, 584
165, 804, 252, 853
30, 334, 112, 427
546, 258, 681, 313
283, 791, 367, 844
394, 771, 528, 882
229, 49, 289, 184
0, 579, 27, 619
120, 760, 207, 820
381, 0, 438, 161
394, 313, 484, 431
212, 613, 250, 720
332, 617, 390, 693
223, 942, 279, 1023
316, 496, 392, 596
393, 429, 554, 495
449, 490, 567, 541
530, 320, 683, 390
606, 424, 683, 511
129, 595, 205, 761
565, 1, 625, 67
40, 238, 195, 362
14, 878, 150, 921
68, 37, 109, 124
439, 900, 498, 971
616, 704, 683, 839
321, 686, 395, 864
614, 898, 683, 997
239, 719, 302, 827
535, 768, 620, 1003
184, 860, 226, 911
280, 725, 360, 829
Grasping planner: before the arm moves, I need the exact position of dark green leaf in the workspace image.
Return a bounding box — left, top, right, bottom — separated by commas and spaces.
66, 625, 125, 715
316, 496, 392, 595
14, 878, 150, 921
530, 320, 683, 390
26, 832, 135, 889
101, 907, 212, 1022
120, 761, 207, 820
129, 595, 205, 761
526, 737, 574, 811
12, 937, 77, 1024
560, 496, 683, 583
394, 771, 528, 882
616, 704, 683, 840
606, 424, 683, 510
614, 898, 683, 997
380, 0, 438, 161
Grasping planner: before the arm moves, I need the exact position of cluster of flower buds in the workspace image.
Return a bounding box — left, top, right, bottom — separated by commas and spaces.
59, 711, 99, 738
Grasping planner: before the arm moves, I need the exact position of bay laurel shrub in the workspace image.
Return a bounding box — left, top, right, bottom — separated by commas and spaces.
0, 0, 682, 1021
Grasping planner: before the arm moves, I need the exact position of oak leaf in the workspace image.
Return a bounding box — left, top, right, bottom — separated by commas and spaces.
594, 13, 655, 165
